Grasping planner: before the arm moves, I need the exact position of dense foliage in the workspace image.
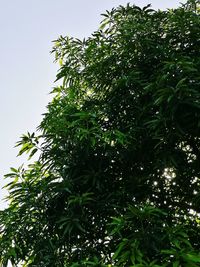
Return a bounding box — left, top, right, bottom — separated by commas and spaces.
1, 1, 200, 266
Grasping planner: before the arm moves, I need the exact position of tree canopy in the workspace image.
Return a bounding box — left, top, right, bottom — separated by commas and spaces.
0, 1, 200, 266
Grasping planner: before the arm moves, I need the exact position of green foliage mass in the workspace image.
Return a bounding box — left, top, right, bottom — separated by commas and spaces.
1, 1, 200, 266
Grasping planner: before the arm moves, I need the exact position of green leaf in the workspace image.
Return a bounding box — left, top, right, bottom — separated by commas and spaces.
184, 253, 200, 263
173, 261, 179, 267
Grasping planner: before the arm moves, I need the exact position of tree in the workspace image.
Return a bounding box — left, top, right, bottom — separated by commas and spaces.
0, 1, 200, 266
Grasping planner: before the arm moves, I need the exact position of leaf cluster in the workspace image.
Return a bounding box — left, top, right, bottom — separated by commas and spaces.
0, 1, 200, 266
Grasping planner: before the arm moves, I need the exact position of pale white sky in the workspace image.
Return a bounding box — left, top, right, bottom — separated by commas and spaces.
0, 0, 185, 209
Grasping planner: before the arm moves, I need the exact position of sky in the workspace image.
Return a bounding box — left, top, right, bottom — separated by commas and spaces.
0, 0, 186, 210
